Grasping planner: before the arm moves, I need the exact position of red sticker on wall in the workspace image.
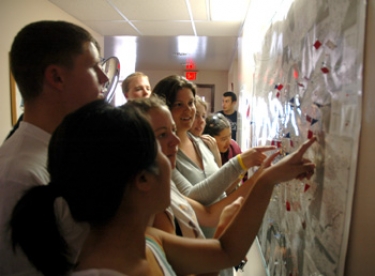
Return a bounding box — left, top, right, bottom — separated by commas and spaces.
321, 67, 330, 74
286, 201, 291, 211
307, 130, 314, 139
314, 40, 322, 49
304, 184, 311, 192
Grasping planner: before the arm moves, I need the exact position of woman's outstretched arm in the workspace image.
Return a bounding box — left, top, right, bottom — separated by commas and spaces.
152, 137, 317, 275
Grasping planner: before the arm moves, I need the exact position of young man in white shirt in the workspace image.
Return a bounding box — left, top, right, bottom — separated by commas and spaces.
0, 21, 109, 276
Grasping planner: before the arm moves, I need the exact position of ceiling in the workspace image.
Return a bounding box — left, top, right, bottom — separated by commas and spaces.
48, 0, 251, 71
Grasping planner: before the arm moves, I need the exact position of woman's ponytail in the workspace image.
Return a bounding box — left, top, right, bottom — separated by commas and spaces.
10, 184, 73, 276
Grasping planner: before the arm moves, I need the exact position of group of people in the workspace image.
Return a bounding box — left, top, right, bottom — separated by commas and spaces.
0, 20, 316, 276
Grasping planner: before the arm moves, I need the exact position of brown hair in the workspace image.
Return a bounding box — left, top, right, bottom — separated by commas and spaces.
127, 94, 167, 114
10, 20, 99, 102
152, 75, 196, 109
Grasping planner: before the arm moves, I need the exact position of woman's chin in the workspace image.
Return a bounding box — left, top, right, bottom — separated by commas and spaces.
179, 120, 193, 130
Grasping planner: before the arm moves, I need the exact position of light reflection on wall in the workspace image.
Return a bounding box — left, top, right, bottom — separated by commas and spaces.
104, 36, 137, 106
239, 0, 295, 150
176, 36, 207, 62
253, 96, 272, 145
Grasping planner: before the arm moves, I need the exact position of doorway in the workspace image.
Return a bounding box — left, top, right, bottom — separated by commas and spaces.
196, 84, 215, 113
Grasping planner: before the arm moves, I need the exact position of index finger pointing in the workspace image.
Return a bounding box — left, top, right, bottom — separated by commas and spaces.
296, 136, 317, 157
254, 146, 277, 152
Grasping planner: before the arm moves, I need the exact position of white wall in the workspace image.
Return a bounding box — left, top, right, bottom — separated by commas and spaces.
228, 56, 239, 93
236, 1, 375, 275
0, 0, 103, 140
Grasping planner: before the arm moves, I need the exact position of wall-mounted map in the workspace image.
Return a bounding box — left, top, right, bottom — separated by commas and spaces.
241, 0, 366, 275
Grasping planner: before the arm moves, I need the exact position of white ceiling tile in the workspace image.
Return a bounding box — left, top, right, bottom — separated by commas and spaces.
133, 21, 195, 36
47, 0, 252, 71
49, 0, 123, 21
189, 0, 209, 20
110, 0, 190, 20
83, 20, 140, 36
195, 21, 242, 36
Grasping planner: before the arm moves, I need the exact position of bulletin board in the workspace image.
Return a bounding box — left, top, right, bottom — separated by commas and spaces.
244, 0, 367, 275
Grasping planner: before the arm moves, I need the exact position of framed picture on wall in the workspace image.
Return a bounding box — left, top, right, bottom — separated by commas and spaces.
9, 56, 23, 126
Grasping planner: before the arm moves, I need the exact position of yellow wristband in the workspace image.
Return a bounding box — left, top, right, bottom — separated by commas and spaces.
237, 154, 247, 171
238, 172, 245, 180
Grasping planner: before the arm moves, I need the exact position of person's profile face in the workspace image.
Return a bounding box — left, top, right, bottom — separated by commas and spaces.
60, 42, 109, 113
153, 146, 172, 210
214, 127, 231, 153
190, 102, 207, 137
222, 96, 236, 112
125, 76, 151, 100
149, 107, 180, 169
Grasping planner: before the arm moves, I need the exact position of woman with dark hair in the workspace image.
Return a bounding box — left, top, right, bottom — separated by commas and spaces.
129, 96, 246, 237
152, 75, 274, 238
204, 113, 248, 194
10, 99, 316, 276
10, 100, 173, 276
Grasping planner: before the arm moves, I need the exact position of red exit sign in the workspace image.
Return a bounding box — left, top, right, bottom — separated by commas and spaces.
185, 71, 197, 81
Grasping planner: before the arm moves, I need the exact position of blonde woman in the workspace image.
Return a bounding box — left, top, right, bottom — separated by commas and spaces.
190, 95, 222, 167
121, 72, 151, 100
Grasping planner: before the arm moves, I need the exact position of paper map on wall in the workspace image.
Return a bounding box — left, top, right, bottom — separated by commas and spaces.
248, 0, 366, 275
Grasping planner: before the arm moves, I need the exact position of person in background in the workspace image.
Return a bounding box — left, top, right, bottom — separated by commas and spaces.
190, 95, 222, 167
121, 71, 151, 100
0, 20, 108, 276
10, 99, 317, 276
204, 113, 248, 195
217, 91, 239, 141
152, 75, 274, 239
190, 95, 208, 137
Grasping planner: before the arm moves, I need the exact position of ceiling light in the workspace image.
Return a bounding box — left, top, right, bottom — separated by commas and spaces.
209, 0, 249, 21
177, 36, 199, 56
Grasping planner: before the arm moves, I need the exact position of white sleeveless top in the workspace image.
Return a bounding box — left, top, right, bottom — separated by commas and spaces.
165, 181, 206, 239
72, 236, 177, 276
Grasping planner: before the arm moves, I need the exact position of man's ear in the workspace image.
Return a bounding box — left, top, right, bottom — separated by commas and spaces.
134, 170, 153, 192
44, 65, 64, 91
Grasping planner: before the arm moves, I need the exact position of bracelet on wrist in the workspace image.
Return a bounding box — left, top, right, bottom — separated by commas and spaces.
237, 154, 247, 171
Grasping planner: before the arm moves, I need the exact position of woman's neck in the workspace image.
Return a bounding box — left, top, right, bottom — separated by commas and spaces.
177, 130, 204, 170
178, 130, 193, 152
76, 209, 151, 274
177, 129, 190, 144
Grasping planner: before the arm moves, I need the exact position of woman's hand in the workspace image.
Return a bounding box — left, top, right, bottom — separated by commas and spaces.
201, 134, 222, 167
213, 197, 244, 238
240, 146, 276, 169
260, 137, 317, 185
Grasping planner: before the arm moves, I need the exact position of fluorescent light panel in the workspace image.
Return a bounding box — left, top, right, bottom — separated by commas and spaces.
209, 0, 249, 21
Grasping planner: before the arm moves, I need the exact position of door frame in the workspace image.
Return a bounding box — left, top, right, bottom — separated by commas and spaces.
196, 84, 215, 112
